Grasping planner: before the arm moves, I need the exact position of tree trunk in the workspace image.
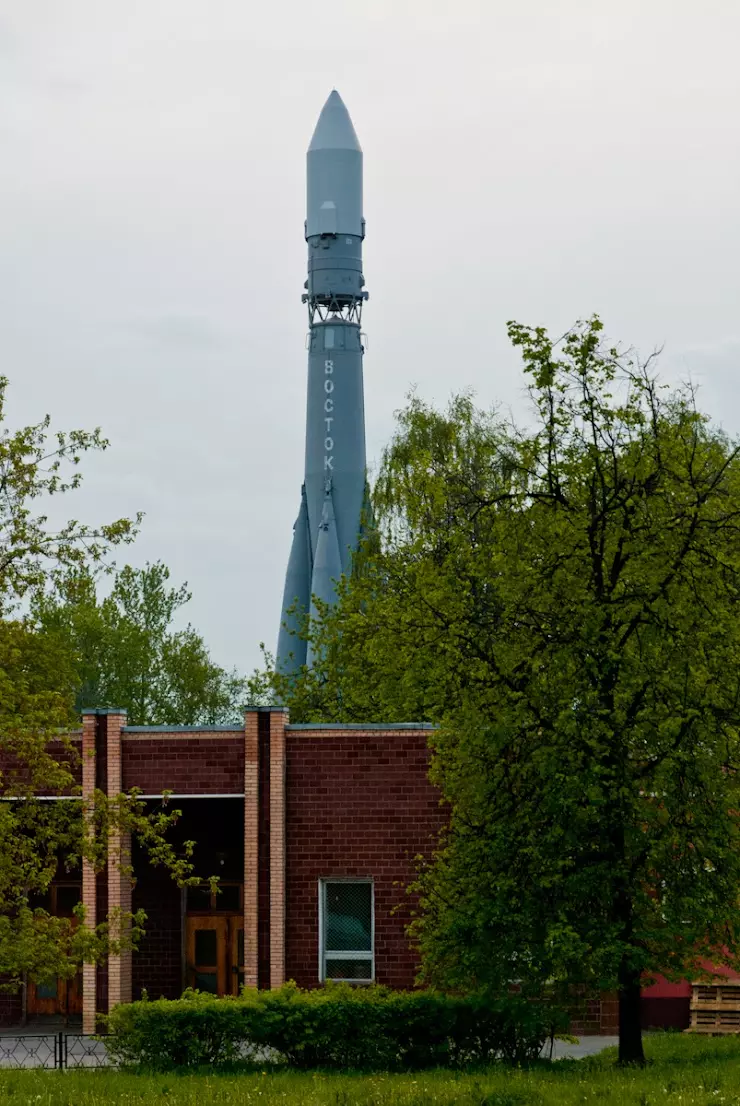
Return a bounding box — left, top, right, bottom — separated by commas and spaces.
618, 957, 645, 1065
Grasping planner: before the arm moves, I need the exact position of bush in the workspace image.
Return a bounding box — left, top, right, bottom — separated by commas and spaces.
247, 983, 457, 1069
106, 983, 568, 1072
105, 990, 252, 1068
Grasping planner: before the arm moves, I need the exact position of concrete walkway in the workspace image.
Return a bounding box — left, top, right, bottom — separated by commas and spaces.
0, 1017, 81, 1036
0, 1025, 620, 1069
0, 1027, 108, 1069
548, 1035, 619, 1060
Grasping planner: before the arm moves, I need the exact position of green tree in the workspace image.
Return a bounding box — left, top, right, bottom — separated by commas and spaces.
0, 377, 200, 999
35, 562, 247, 725
283, 319, 740, 1064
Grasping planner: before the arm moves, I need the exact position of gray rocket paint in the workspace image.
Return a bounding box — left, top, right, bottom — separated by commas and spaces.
277, 91, 368, 673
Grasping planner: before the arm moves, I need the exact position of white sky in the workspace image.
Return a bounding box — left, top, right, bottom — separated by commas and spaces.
1, 1, 739, 675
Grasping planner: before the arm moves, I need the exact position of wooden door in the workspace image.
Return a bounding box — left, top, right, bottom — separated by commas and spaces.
66, 971, 82, 1015
28, 976, 67, 1016
186, 916, 228, 995
229, 919, 244, 996
27, 883, 83, 1017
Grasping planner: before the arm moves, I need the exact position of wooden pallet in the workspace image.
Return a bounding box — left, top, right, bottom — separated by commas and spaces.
687, 981, 740, 1034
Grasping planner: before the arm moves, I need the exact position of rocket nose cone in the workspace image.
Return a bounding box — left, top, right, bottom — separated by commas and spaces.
308, 90, 361, 153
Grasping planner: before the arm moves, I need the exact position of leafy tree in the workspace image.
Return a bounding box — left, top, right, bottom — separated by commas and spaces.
243, 645, 278, 708
0, 380, 138, 612
0, 378, 200, 999
34, 562, 247, 725
282, 319, 740, 1064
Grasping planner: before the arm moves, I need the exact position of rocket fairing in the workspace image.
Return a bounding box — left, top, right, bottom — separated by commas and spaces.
276, 91, 369, 674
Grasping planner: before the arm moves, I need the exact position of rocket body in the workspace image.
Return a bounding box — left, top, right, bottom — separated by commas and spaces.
277, 92, 368, 673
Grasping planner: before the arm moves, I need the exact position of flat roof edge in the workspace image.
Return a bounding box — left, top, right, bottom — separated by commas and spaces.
122, 725, 243, 734
285, 722, 436, 731
80, 707, 128, 716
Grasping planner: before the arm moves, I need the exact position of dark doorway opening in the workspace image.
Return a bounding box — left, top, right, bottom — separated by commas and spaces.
131, 798, 245, 1001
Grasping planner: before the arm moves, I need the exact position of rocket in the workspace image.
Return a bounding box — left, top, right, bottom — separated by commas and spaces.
276, 91, 368, 673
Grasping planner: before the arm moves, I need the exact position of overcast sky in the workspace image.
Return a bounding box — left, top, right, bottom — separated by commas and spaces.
1, 1, 739, 675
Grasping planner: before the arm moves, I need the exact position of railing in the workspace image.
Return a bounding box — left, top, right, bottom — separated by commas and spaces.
0, 1032, 111, 1069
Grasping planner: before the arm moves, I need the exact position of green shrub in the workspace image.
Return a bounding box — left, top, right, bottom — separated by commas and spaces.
105, 982, 567, 1072
105, 989, 253, 1069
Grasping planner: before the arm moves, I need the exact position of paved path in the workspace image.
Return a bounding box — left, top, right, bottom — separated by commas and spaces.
0, 1030, 108, 1068
549, 1035, 619, 1060
0, 1017, 81, 1037
0, 1027, 620, 1069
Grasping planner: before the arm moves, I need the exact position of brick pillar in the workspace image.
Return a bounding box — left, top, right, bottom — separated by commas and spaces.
104, 711, 131, 1010
600, 990, 620, 1034
269, 710, 288, 989
81, 712, 98, 1033
243, 711, 259, 989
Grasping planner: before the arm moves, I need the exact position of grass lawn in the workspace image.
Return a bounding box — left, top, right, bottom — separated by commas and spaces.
2, 1034, 740, 1104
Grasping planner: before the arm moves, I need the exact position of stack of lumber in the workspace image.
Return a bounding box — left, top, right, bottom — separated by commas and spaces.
688, 981, 740, 1033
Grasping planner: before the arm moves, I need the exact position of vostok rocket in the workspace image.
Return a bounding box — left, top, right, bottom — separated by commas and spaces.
276, 91, 368, 673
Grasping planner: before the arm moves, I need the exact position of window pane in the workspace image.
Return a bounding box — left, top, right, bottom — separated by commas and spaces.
56, 886, 81, 915
194, 972, 218, 994
194, 929, 218, 965
325, 883, 371, 952
28, 890, 51, 913
187, 886, 212, 912
237, 930, 244, 968
325, 959, 372, 981
216, 885, 240, 912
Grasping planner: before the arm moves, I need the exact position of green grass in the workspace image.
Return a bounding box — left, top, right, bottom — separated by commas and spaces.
2, 1034, 740, 1104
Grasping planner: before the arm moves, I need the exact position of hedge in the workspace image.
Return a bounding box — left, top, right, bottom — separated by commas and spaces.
105, 983, 568, 1071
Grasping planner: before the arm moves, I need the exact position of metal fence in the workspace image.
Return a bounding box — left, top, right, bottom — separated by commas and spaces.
0, 1032, 111, 1069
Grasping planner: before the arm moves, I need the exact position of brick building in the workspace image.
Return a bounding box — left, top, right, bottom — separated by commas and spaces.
0, 707, 444, 1031
0, 706, 689, 1034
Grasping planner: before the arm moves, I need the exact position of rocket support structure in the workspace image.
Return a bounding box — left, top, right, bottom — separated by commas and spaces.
277, 91, 368, 674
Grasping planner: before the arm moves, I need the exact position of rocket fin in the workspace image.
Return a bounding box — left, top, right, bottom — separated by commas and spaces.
306, 486, 343, 668
276, 487, 312, 674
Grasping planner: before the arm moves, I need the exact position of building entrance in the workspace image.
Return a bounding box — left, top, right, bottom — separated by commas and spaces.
27, 973, 82, 1018
185, 882, 244, 997
26, 882, 83, 1019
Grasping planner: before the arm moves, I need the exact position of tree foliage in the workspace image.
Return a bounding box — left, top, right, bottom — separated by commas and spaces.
0, 378, 138, 612
0, 378, 200, 993
280, 319, 740, 1063
34, 562, 247, 725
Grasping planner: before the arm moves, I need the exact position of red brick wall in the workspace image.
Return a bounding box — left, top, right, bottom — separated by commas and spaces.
132, 872, 182, 1001
0, 987, 22, 1026
568, 993, 602, 1035
284, 727, 443, 990
0, 735, 82, 792
122, 734, 244, 794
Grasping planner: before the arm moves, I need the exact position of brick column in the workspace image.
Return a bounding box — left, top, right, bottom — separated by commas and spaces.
600, 991, 620, 1034
269, 710, 288, 989
80, 712, 98, 1034
243, 711, 259, 989
105, 711, 131, 1010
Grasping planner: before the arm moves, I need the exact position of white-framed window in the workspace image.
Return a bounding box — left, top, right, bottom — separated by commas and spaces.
318, 878, 374, 983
